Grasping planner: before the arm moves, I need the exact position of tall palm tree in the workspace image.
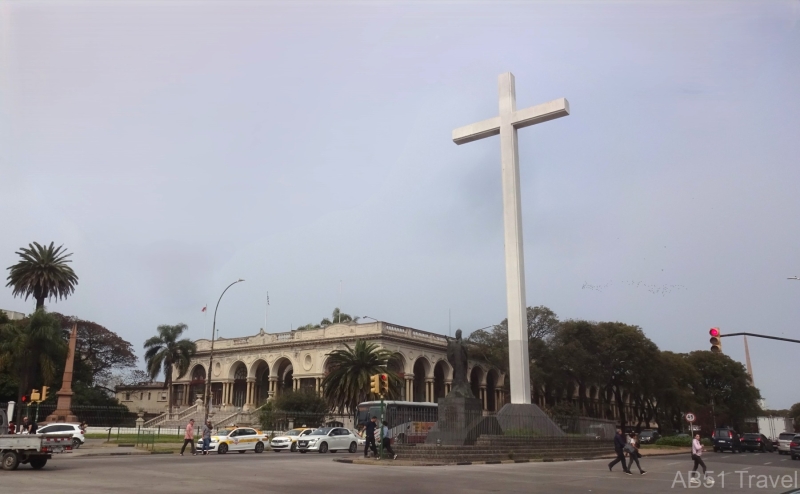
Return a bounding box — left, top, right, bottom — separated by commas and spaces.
0, 310, 67, 421
321, 340, 401, 417
6, 242, 79, 310
143, 323, 196, 414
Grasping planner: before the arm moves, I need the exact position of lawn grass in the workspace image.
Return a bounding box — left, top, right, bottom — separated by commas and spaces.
86, 433, 188, 444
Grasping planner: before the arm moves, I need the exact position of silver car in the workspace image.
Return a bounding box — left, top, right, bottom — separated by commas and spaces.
778, 432, 796, 455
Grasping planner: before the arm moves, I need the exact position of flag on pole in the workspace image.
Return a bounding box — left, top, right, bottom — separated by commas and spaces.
201, 305, 207, 312
267, 293, 270, 305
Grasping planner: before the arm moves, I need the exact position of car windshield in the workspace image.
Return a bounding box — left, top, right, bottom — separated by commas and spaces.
283, 430, 300, 436
310, 428, 333, 436
743, 433, 759, 439
779, 433, 795, 440
215, 430, 232, 436
640, 432, 654, 437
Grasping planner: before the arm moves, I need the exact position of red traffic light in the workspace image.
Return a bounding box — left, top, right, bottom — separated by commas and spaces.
709, 328, 720, 337
379, 374, 387, 381
20, 394, 29, 403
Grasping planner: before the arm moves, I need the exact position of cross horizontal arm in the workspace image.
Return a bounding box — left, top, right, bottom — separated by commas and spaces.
452, 116, 501, 145
511, 98, 570, 129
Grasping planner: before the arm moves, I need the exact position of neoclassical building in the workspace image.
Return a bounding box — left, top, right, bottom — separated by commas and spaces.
169, 321, 507, 413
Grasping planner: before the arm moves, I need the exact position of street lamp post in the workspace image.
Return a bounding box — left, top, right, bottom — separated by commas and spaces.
362, 316, 379, 322
788, 276, 799, 280
204, 279, 244, 422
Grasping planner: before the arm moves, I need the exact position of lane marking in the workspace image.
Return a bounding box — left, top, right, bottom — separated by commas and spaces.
781, 459, 788, 462
764, 462, 772, 465
667, 462, 681, 465
721, 456, 729, 459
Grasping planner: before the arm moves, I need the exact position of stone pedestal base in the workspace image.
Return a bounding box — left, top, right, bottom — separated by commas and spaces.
495, 403, 565, 437
45, 410, 79, 424
425, 396, 500, 446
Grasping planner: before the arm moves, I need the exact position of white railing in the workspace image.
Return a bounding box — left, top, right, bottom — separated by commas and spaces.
143, 412, 170, 428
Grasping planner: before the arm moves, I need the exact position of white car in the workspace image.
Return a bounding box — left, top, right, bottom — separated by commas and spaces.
778, 432, 796, 454
297, 427, 360, 454
269, 428, 315, 452
36, 423, 85, 449
196, 427, 269, 454
350, 429, 366, 448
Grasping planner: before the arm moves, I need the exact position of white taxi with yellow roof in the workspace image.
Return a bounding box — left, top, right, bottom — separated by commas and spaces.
195, 426, 268, 454
269, 427, 315, 452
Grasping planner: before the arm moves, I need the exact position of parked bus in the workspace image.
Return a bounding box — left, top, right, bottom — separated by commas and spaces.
356, 401, 437, 444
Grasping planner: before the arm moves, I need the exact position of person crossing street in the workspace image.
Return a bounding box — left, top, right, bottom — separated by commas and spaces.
690, 433, 707, 485
608, 428, 631, 475
380, 420, 397, 460
180, 418, 196, 456
363, 416, 379, 458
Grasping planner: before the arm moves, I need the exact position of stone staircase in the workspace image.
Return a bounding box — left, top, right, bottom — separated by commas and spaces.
393, 437, 613, 463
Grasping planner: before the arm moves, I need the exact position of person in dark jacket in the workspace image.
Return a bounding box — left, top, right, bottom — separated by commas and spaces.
363, 416, 379, 458
608, 428, 631, 475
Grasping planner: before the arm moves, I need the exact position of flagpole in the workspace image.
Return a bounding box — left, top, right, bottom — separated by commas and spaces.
265, 292, 269, 332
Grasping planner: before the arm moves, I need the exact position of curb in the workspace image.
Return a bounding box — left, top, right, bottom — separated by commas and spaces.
333, 449, 690, 467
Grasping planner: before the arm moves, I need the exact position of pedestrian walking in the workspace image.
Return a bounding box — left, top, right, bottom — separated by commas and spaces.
202, 420, 213, 455
626, 432, 646, 475
363, 416, 378, 458
380, 421, 397, 460
180, 418, 196, 456
690, 433, 707, 485
608, 428, 631, 475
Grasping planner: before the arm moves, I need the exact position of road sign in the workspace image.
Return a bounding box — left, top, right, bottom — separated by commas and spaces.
685, 413, 695, 422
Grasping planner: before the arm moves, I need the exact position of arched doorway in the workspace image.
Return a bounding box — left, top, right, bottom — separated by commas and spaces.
412, 358, 430, 402
469, 366, 484, 404
486, 369, 498, 411
388, 354, 405, 400
231, 363, 247, 408
274, 358, 293, 396
432, 360, 449, 403
251, 360, 270, 406
189, 365, 206, 405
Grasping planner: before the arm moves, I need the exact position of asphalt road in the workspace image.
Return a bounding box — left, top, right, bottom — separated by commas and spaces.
2, 450, 799, 493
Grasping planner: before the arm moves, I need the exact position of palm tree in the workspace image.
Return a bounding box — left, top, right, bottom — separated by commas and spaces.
320, 308, 359, 326
0, 310, 67, 421
321, 340, 401, 418
143, 323, 197, 415
6, 242, 79, 310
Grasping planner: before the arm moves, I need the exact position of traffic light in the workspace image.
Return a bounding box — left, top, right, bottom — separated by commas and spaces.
30, 389, 41, 403
20, 393, 30, 405
378, 373, 389, 395
710, 327, 722, 353
370, 374, 380, 394
41, 386, 49, 402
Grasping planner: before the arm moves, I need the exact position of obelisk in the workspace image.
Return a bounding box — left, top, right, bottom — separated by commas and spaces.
46, 322, 79, 423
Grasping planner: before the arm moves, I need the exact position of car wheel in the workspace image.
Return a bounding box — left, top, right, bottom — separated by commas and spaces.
218, 443, 228, 454
255, 442, 264, 453
2, 452, 20, 471
319, 442, 328, 454
72, 438, 82, 450
349, 442, 357, 453
290, 442, 297, 452
29, 457, 47, 470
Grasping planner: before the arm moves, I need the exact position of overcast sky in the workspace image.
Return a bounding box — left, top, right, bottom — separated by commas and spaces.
2, 1, 799, 408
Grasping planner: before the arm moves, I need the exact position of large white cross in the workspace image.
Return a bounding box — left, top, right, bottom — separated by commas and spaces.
453, 72, 569, 404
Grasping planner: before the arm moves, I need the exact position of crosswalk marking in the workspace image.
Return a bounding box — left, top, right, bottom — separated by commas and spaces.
764, 462, 772, 465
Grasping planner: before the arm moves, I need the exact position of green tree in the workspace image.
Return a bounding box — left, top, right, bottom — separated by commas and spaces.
686, 350, 761, 430
789, 403, 800, 432
143, 323, 197, 414
321, 340, 400, 417
298, 308, 361, 330
259, 390, 330, 431
468, 305, 560, 374
0, 310, 67, 420
6, 242, 79, 310
652, 351, 701, 434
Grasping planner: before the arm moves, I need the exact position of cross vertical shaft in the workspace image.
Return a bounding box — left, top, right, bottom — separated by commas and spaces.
498, 73, 531, 405
452, 72, 569, 406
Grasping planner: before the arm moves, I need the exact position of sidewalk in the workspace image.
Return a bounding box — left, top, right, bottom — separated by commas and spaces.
63, 438, 171, 458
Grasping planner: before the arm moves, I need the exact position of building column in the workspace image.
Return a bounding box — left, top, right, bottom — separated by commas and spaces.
405, 375, 414, 402
184, 384, 190, 406
315, 377, 322, 395
268, 377, 277, 398
480, 386, 487, 410
424, 379, 434, 403
445, 380, 452, 396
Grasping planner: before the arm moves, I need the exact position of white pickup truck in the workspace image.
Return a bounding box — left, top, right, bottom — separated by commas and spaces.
1, 407, 73, 470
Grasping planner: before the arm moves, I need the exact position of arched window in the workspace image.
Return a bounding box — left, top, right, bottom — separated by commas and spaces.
234, 366, 247, 381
